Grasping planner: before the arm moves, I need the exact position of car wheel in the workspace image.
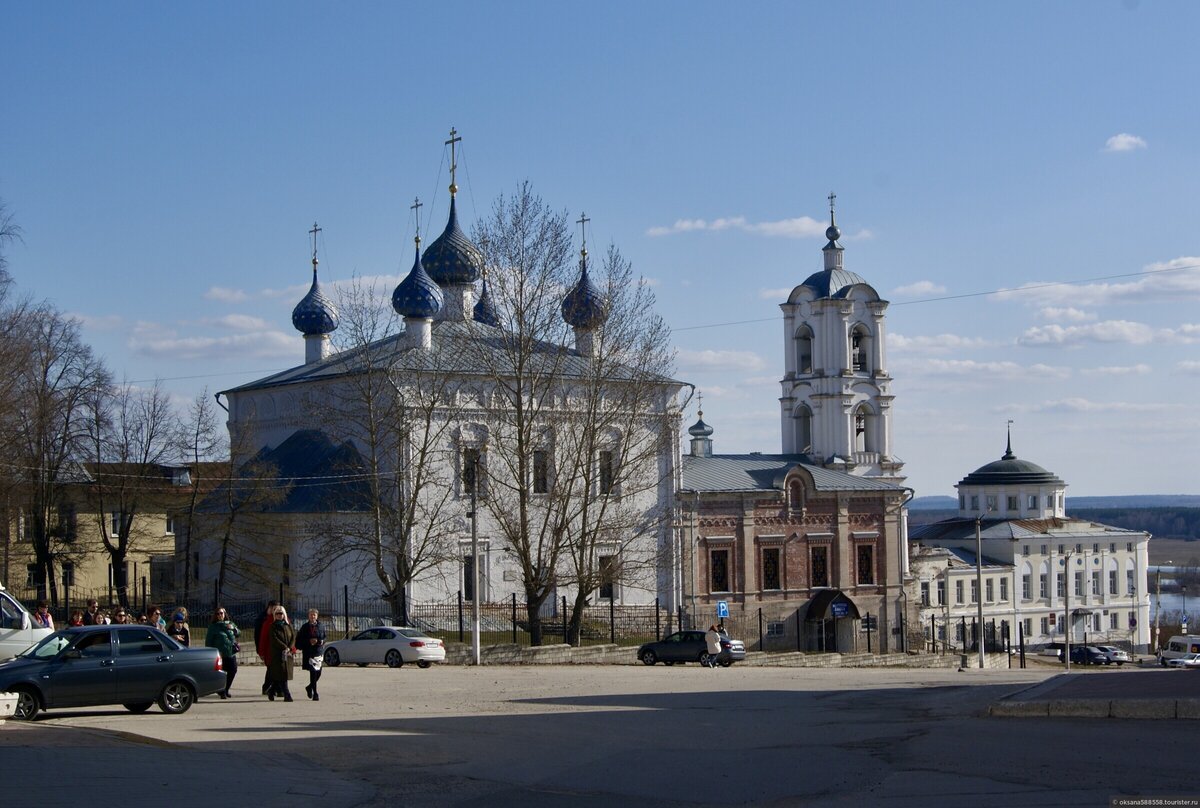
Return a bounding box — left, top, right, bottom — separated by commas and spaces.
385, 649, 403, 668
641, 650, 657, 666
719, 660, 733, 668
123, 702, 153, 713
158, 680, 195, 715
417, 660, 432, 669
324, 648, 341, 667
11, 687, 39, 721
699, 652, 713, 667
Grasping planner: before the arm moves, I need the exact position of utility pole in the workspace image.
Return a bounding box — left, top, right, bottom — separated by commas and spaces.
974, 508, 991, 669
1154, 559, 1170, 655
470, 452, 481, 666
1064, 550, 1073, 672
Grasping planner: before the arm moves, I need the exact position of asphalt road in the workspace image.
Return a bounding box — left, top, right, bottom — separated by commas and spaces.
3, 662, 1198, 807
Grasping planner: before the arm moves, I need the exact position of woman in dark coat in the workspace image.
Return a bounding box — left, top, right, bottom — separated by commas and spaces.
295, 608, 326, 701
205, 606, 239, 699
266, 606, 296, 702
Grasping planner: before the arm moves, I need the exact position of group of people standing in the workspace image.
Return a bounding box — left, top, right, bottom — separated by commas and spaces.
245, 601, 325, 702
43, 598, 179, 632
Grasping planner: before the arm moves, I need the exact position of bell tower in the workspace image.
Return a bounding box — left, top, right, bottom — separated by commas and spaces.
778, 195, 903, 484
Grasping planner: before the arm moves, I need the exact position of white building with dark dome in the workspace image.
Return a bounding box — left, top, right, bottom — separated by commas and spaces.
909, 435, 1151, 654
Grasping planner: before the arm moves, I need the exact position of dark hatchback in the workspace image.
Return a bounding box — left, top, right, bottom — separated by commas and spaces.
638, 630, 740, 667
0, 624, 226, 720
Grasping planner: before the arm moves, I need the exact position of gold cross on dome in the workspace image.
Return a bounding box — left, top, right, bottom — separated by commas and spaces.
446, 127, 462, 194
410, 197, 423, 243
309, 221, 322, 264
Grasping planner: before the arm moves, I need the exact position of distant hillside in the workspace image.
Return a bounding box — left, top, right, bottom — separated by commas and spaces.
910, 494, 1200, 510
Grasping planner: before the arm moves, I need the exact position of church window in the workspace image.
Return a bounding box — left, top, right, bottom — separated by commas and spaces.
850, 326, 870, 373
810, 546, 829, 587
532, 450, 549, 494
1126, 542, 1133, 553
970, 579, 978, 603
1091, 571, 1100, 595
985, 579, 993, 602
1000, 578, 1009, 602
598, 450, 615, 495
795, 407, 812, 453
598, 555, 616, 600
920, 581, 930, 606
959, 495, 965, 509
971, 495, 979, 511
788, 480, 803, 512
1127, 568, 1134, 594
852, 405, 876, 453
1022, 573, 1031, 600
1028, 494, 1037, 509
1110, 612, 1119, 630
1007, 496, 1018, 511
1109, 570, 1118, 595
1039, 573, 1048, 598
936, 578, 945, 605
795, 328, 813, 374
856, 545, 874, 585
955, 579, 964, 604
1074, 571, 1083, 596
1092, 543, 1099, 554
1040, 617, 1049, 636
1023, 618, 1032, 638
762, 548, 781, 590
1057, 574, 1065, 597
461, 447, 486, 498
710, 550, 730, 592
986, 495, 997, 512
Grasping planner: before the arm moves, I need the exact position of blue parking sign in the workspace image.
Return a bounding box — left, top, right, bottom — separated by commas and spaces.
716, 601, 730, 619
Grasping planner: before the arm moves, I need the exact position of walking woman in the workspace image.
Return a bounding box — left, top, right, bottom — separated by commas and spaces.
266, 605, 296, 702
295, 608, 326, 700
205, 606, 240, 699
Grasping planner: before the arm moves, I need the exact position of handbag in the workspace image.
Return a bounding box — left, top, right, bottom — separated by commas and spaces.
232, 641, 241, 654
308, 654, 323, 671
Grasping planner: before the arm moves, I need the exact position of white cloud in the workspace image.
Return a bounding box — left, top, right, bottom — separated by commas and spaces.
892, 280, 946, 298
131, 330, 297, 362
759, 287, 794, 301
70, 313, 124, 331
890, 332, 990, 353
1018, 320, 1157, 347
994, 256, 1200, 308
1103, 133, 1147, 152
1178, 361, 1200, 375
914, 358, 1071, 380
1079, 364, 1152, 377
647, 215, 855, 239
1037, 307, 1095, 323
1031, 398, 1167, 414
677, 349, 767, 372
209, 314, 271, 332
204, 286, 249, 303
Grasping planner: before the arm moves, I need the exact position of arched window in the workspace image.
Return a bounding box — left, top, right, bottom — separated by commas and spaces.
795, 326, 813, 375
788, 479, 803, 511
853, 404, 876, 453
795, 405, 813, 453
850, 325, 871, 373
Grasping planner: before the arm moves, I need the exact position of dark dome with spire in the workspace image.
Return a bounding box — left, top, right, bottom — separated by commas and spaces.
688, 412, 714, 438
473, 277, 499, 327
292, 268, 339, 336
392, 244, 444, 319
799, 267, 870, 299
957, 437, 1065, 488
561, 262, 606, 329
421, 197, 482, 286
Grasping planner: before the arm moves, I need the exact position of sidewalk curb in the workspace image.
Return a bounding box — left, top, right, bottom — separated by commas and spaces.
990, 697, 1200, 719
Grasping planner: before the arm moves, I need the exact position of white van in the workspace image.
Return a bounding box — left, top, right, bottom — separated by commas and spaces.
0, 584, 52, 659
1158, 635, 1200, 666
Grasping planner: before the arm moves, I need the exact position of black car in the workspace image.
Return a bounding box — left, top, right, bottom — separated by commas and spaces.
0, 625, 227, 720
1068, 645, 1111, 666
638, 630, 738, 667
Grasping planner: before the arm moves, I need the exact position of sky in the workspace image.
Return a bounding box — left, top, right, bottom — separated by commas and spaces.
2, 1, 1198, 499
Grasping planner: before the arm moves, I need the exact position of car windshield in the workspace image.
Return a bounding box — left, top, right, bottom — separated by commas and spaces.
397, 629, 430, 639
20, 631, 74, 659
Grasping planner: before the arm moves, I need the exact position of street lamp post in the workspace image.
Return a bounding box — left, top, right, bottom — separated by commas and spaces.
1183, 584, 1189, 635
1063, 550, 1073, 672
1154, 560, 1170, 654
469, 453, 481, 666
975, 513, 987, 669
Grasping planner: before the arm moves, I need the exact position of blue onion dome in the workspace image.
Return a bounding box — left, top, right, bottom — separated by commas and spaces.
292, 264, 339, 336
473, 277, 499, 326
561, 260, 607, 329
421, 196, 482, 286
688, 411, 714, 438
392, 242, 444, 319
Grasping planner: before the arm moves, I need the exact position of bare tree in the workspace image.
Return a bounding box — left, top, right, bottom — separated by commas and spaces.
11, 307, 109, 605
83, 380, 183, 606
177, 389, 224, 601
304, 278, 462, 624
553, 245, 682, 644
0, 196, 21, 288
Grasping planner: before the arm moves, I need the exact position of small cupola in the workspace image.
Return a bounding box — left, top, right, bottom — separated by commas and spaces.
421, 128, 482, 321
392, 233, 444, 350
688, 406, 714, 458
561, 213, 607, 356
291, 221, 339, 364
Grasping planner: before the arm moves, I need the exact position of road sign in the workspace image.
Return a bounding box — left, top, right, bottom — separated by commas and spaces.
716, 601, 730, 619
831, 602, 849, 618
862, 616, 877, 631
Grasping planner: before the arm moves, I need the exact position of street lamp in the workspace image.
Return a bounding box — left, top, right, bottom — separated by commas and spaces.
468, 451, 481, 666
1155, 560, 1171, 654
974, 507, 991, 670
1063, 551, 1072, 672
1183, 584, 1189, 635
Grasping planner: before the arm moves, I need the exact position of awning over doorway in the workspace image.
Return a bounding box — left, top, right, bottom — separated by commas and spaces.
804, 589, 861, 622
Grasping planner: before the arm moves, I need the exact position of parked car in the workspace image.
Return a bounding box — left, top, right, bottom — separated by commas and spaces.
1068, 645, 1110, 666
1157, 635, 1200, 666
1165, 652, 1200, 669
0, 584, 53, 660
1093, 645, 1131, 665
0, 625, 226, 720
323, 626, 445, 669
637, 630, 743, 667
